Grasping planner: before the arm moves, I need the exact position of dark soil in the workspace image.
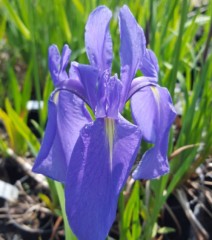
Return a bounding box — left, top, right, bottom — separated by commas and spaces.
0, 156, 64, 240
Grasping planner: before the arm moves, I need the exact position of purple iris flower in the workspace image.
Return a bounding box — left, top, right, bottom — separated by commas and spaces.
32, 5, 176, 240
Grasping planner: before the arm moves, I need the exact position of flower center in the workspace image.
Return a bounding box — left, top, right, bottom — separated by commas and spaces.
95, 69, 122, 119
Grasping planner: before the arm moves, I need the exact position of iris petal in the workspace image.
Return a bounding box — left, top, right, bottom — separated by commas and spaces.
65, 116, 141, 240
71, 62, 98, 110
106, 75, 122, 119
127, 76, 156, 102
60, 44, 72, 72
131, 86, 176, 179
95, 73, 122, 119
32, 90, 91, 182
48, 44, 71, 85
140, 49, 159, 78
48, 45, 60, 85
131, 86, 157, 143
85, 6, 113, 72
119, 5, 146, 110
48, 45, 92, 104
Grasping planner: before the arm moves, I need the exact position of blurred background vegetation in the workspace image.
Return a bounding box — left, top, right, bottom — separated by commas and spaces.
0, 0, 211, 239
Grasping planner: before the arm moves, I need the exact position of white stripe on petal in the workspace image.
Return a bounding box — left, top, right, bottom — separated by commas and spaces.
104, 118, 115, 171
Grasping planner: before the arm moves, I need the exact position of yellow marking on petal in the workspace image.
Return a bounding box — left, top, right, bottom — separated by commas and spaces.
105, 118, 115, 170
151, 86, 160, 103
151, 86, 161, 127
53, 91, 60, 104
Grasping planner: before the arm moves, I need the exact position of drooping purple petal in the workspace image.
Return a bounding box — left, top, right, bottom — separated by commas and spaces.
65, 116, 141, 240
32, 90, 92, 182
85, 6, 113, 73
48, 44, 71, 86
119, 5, 146, 110
131, 86, 176, 179
140, 49, 159, 78
132, 130, 169, 180
127, 76, 156, 101
131, 85, 157, 143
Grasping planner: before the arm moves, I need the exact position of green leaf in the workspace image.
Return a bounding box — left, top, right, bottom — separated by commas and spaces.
158, 226, 175, 234
8, 67, 21, 114
0, 14, 6, 39
122, 182, 141, 240
0, 108, 15, 148
21, 61, 33, 115
39, 193, 55, 211
5, 99, 40, 156
0, 108, 27, 154
72, 0, 85, 15
54, 182, 77, 240
2, 0, 31, 40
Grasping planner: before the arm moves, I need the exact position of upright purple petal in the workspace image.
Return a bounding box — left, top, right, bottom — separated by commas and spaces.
106, 75, 122, 119
85, 6, 113, 72
48, 45, 90, 105
95, 70, 109, 118
48, 45, 60, 85
131, 86, 176, 179
119, 5, 146, 110
48, 44, 71, 85
71, 62, 99, 110
140, 49, 159, 78
32, 90, 92, 182
60, 45, 71, 72
65, 116, 141, 240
